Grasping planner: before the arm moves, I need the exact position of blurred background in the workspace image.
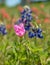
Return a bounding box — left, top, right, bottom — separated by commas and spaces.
0, 0, 49, 7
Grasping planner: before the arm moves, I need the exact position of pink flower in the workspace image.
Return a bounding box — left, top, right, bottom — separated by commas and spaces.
14, 23, 25, 37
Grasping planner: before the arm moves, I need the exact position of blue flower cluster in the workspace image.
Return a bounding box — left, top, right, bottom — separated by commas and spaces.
16, 6, 43, 38
21, 6, 32, 31
21, 9, 32, 22
0, 24, 7, 35
28, 28, 43, 38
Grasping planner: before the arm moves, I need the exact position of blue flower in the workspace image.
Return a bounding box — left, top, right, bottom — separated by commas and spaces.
25, 25, 30, 31
21, 14, 33, 23
27, 16, 33, 22
37, 28, 42, 33
21, 10, 26, 15
24, 23, 31, 31
26, 13, 33, 21
21, 8, 33, 22
31, 28, 43, 38
37, 33, 43, 38
20, 7, 43, 39
0, 25, 7, 35
21, 15, 26, 19
28, 31, 35, 38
